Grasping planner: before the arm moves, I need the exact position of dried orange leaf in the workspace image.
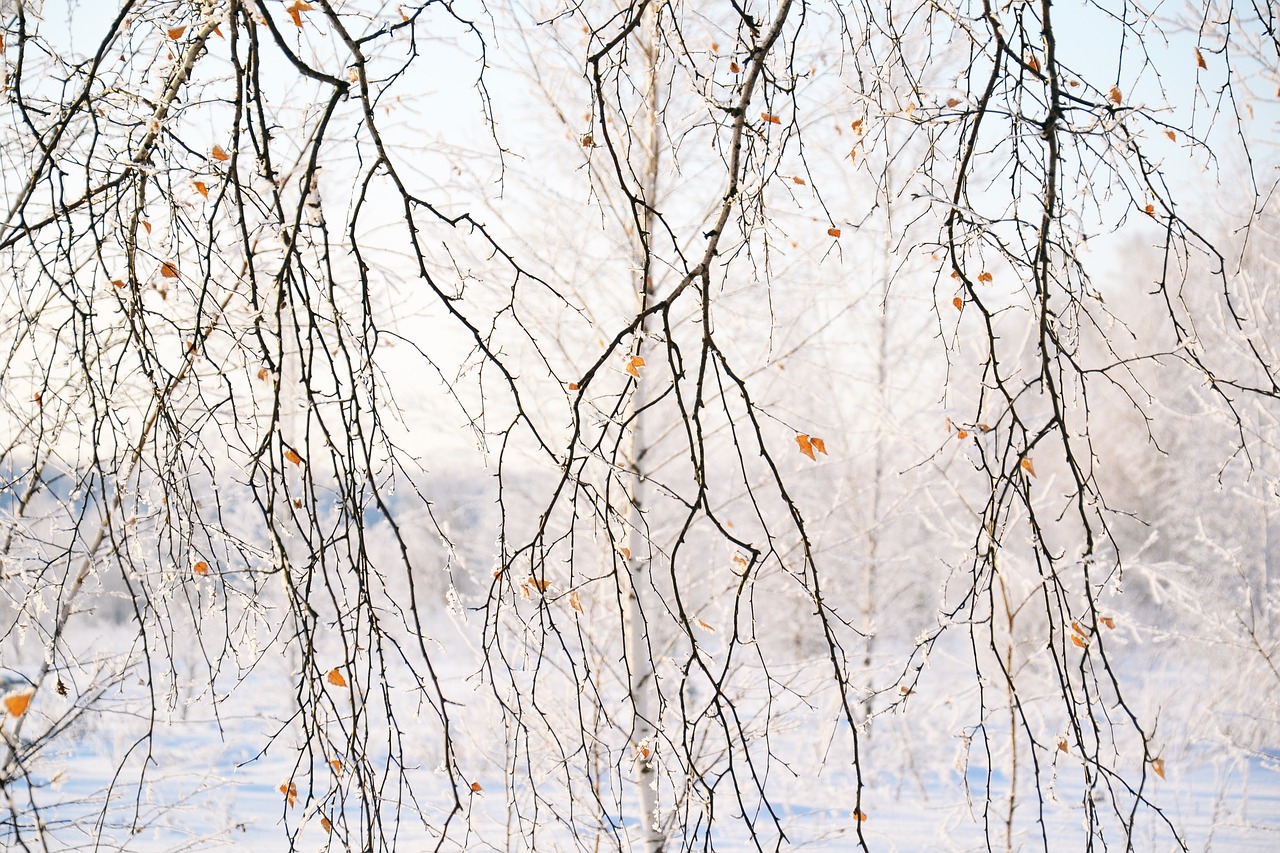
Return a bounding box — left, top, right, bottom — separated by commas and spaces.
569, 590, 583, 613
761, 112, 781, 124
729, 61, 740, 73
977, 271, 993, 283
953, 296, 964, 311
1058, 738, 1068, 752
3, 689, 34, 717
211, 145, 229, 162
212, 25, 224, 38
528, 577, 551, 592
194, 181, 208, 199
625, 355, 645, 378
320, 815, 332, 834
1070, 633, 1087, 648
695, 618, 715, 632
796, 434, 815, 461
287, 1, 313, 27
470, 781, 483, 792
1027, 56, 1041, 74
956, 430, 968, 440
161, 262, 179, 279
620, 548, 631, 559
285, 448, 303, 466
140, 220, 152, 234
1071, 621, 1087, 637
112, 278, 126, 289
791, 176, 806, 185
899, 686, 913, 695
257, 367, 270, 381
853, 809, 868, 822
1152, 758, 1166, 779
327, 668, 347, 687
1195, 48, 1207, 69
827, 227, 841, 238
193, 560, 209, 576
330, 758, 343, 774
280, 781, 298, 808
851, 119, 863, 133
946, 97, 960, 107
1020, 457, 1037, 477
810, 436, 827, 455
567, 382, 580, 391
1144, 203, 1155, 215
1099, 616, 1116, 629
167, 26, 186, 40
1109, 86, 1122, 104
1165, 130, 1176, 142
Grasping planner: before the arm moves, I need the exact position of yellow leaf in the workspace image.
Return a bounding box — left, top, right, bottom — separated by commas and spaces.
827, 227, 841, 238
161, 262, 179, 279
1151, 758, 1166, 779
796, 434, 815, 461
327, 668, 347, 687
194, 181, 208, 199
193, 560, 209, 576
320, 815, 332, 834
761, 112, 781, 124
1020, 457, 1036, 477
569, 590, 583, 613
211, 145, 229, 162
1109, 86, 1122, 104
167, 26, 186, 40
1195, 48, 1206, 69
285, 448, 303, 466
810, 436, 827, 455
3, 689, 34, 717
625, 355, 645, 378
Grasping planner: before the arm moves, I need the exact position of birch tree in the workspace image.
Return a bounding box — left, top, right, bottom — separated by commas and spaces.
0, 0, 1277, 851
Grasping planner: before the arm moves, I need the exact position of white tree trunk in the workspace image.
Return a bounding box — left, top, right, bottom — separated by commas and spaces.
622, 5, 664, 851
